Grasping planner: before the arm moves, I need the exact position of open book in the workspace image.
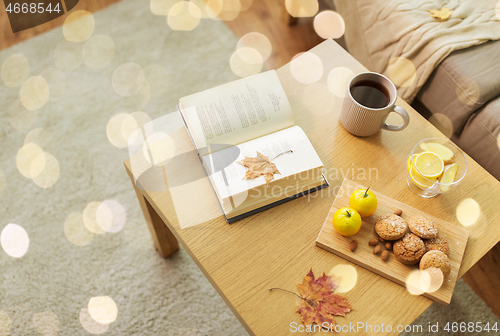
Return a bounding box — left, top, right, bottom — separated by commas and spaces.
179, 70, 328, 223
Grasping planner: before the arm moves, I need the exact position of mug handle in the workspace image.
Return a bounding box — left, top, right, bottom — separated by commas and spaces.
382, 105, 410, 131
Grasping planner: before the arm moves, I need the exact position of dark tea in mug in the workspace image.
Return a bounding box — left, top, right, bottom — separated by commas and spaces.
350, 80, 390, 109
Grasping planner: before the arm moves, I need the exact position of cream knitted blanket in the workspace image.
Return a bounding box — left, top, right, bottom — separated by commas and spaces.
334, 0, 500, 102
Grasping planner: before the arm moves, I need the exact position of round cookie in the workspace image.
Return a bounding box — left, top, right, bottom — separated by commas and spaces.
375, 213, 407, 241
424, 237, 450, 256
420, 250, 451, 278
393, 233, 426, 265
408, 215, 438, 239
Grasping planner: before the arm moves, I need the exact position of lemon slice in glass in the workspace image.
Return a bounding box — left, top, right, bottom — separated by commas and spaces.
410, 166, 437, 189
407, 154, 418, 173
414, 152, 444, 179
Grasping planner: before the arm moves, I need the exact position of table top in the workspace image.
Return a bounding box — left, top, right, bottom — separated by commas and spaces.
124, 39, 500, 336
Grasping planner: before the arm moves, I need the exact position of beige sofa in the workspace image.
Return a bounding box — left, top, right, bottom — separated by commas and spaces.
416, 40, 500, 181
328, 0, 500, 181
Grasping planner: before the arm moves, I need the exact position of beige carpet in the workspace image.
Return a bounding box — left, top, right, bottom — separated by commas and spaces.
0, 0, 498, 335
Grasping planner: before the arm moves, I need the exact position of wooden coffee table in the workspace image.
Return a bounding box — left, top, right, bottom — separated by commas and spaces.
124, 40, 500, 335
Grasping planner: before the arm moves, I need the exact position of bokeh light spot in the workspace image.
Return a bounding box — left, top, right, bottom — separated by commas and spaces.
112, 63, 145, 97
40, 68, 66, 102
88, 296, 118, 324
237, 32, 272, 62
327, 67, 354, 98
79, 308, 109, 334
83, 35, 116, 69
97, 200, 126, 233
24, 127, 53, 152
20, 76, 49, 111
285, 0, 318, 17
230, 47, 263, 77
33, 311, 60, 336
456, 78, 480, 106
107, 112, 152, 148
406, 269, 425, 295
0, 170, 6, 199
16, 143, 45, 179
1, 53, 29, 87
122, 111, 152, 146
150, 0, 179, 16
207, 0, 242, 21
30, 152, 47, 180
95, 201, 113, 232
143, 64, 169, 97
107, 113, 130, 148
63, 10, 95, 42
8, 100, 37, 132
64, 213, 94, 246
388, 56, 416, 88
190, 0, 211, 18
313, 10, 345, 39
145, 132, 177, 164
456, 198, 480, 226
329, 264, 357, 293
53, 40, 83, 71
167, 1, 201, 31
32, 153, 60, 189
419, 267, 444, 293
122, 114, 141, 142
1, 224, 29, 258
83, 202, 108, 235
428, 113, 453, 138
0, 310, 11, 336
290, 52, 323, 84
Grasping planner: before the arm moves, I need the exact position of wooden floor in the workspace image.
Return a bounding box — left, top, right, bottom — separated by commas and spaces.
0, 0, 122, 51
1, 0, 499, 318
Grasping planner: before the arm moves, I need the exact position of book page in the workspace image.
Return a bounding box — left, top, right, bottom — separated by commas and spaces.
180, 70, 294, 153
203, 126, 323, 199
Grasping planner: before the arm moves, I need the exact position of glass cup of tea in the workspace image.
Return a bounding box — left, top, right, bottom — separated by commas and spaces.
340, 72, 410, 137
407, 138, 468, 198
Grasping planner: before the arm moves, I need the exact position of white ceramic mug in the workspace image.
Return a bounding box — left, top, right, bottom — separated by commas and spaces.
340, 72, 410, 137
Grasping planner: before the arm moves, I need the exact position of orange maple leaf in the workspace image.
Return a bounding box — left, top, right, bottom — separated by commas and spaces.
270, 268, 352, 330
237, 151, 281, 185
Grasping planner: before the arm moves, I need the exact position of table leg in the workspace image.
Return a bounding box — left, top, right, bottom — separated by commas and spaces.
129, 176, 179, 258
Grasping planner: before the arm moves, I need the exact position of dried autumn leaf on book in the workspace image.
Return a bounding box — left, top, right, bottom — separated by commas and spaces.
429, 7, 452, 20
269, 268, 352, 331
237, 151, 281, 185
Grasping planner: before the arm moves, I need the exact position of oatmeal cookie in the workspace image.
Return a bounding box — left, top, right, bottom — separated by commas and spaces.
393, 233, 426, 265
408, 215, 438, 239
375, 213, 407, 241
424, 237, 450, 256
420, 250, 451, 278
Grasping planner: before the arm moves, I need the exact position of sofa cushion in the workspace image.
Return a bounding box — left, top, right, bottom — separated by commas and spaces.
453, 95, 500, 180
417, 40, 500, 137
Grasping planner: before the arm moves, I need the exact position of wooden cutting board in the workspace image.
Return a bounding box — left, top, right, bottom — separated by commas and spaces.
316, 179, 469, 305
